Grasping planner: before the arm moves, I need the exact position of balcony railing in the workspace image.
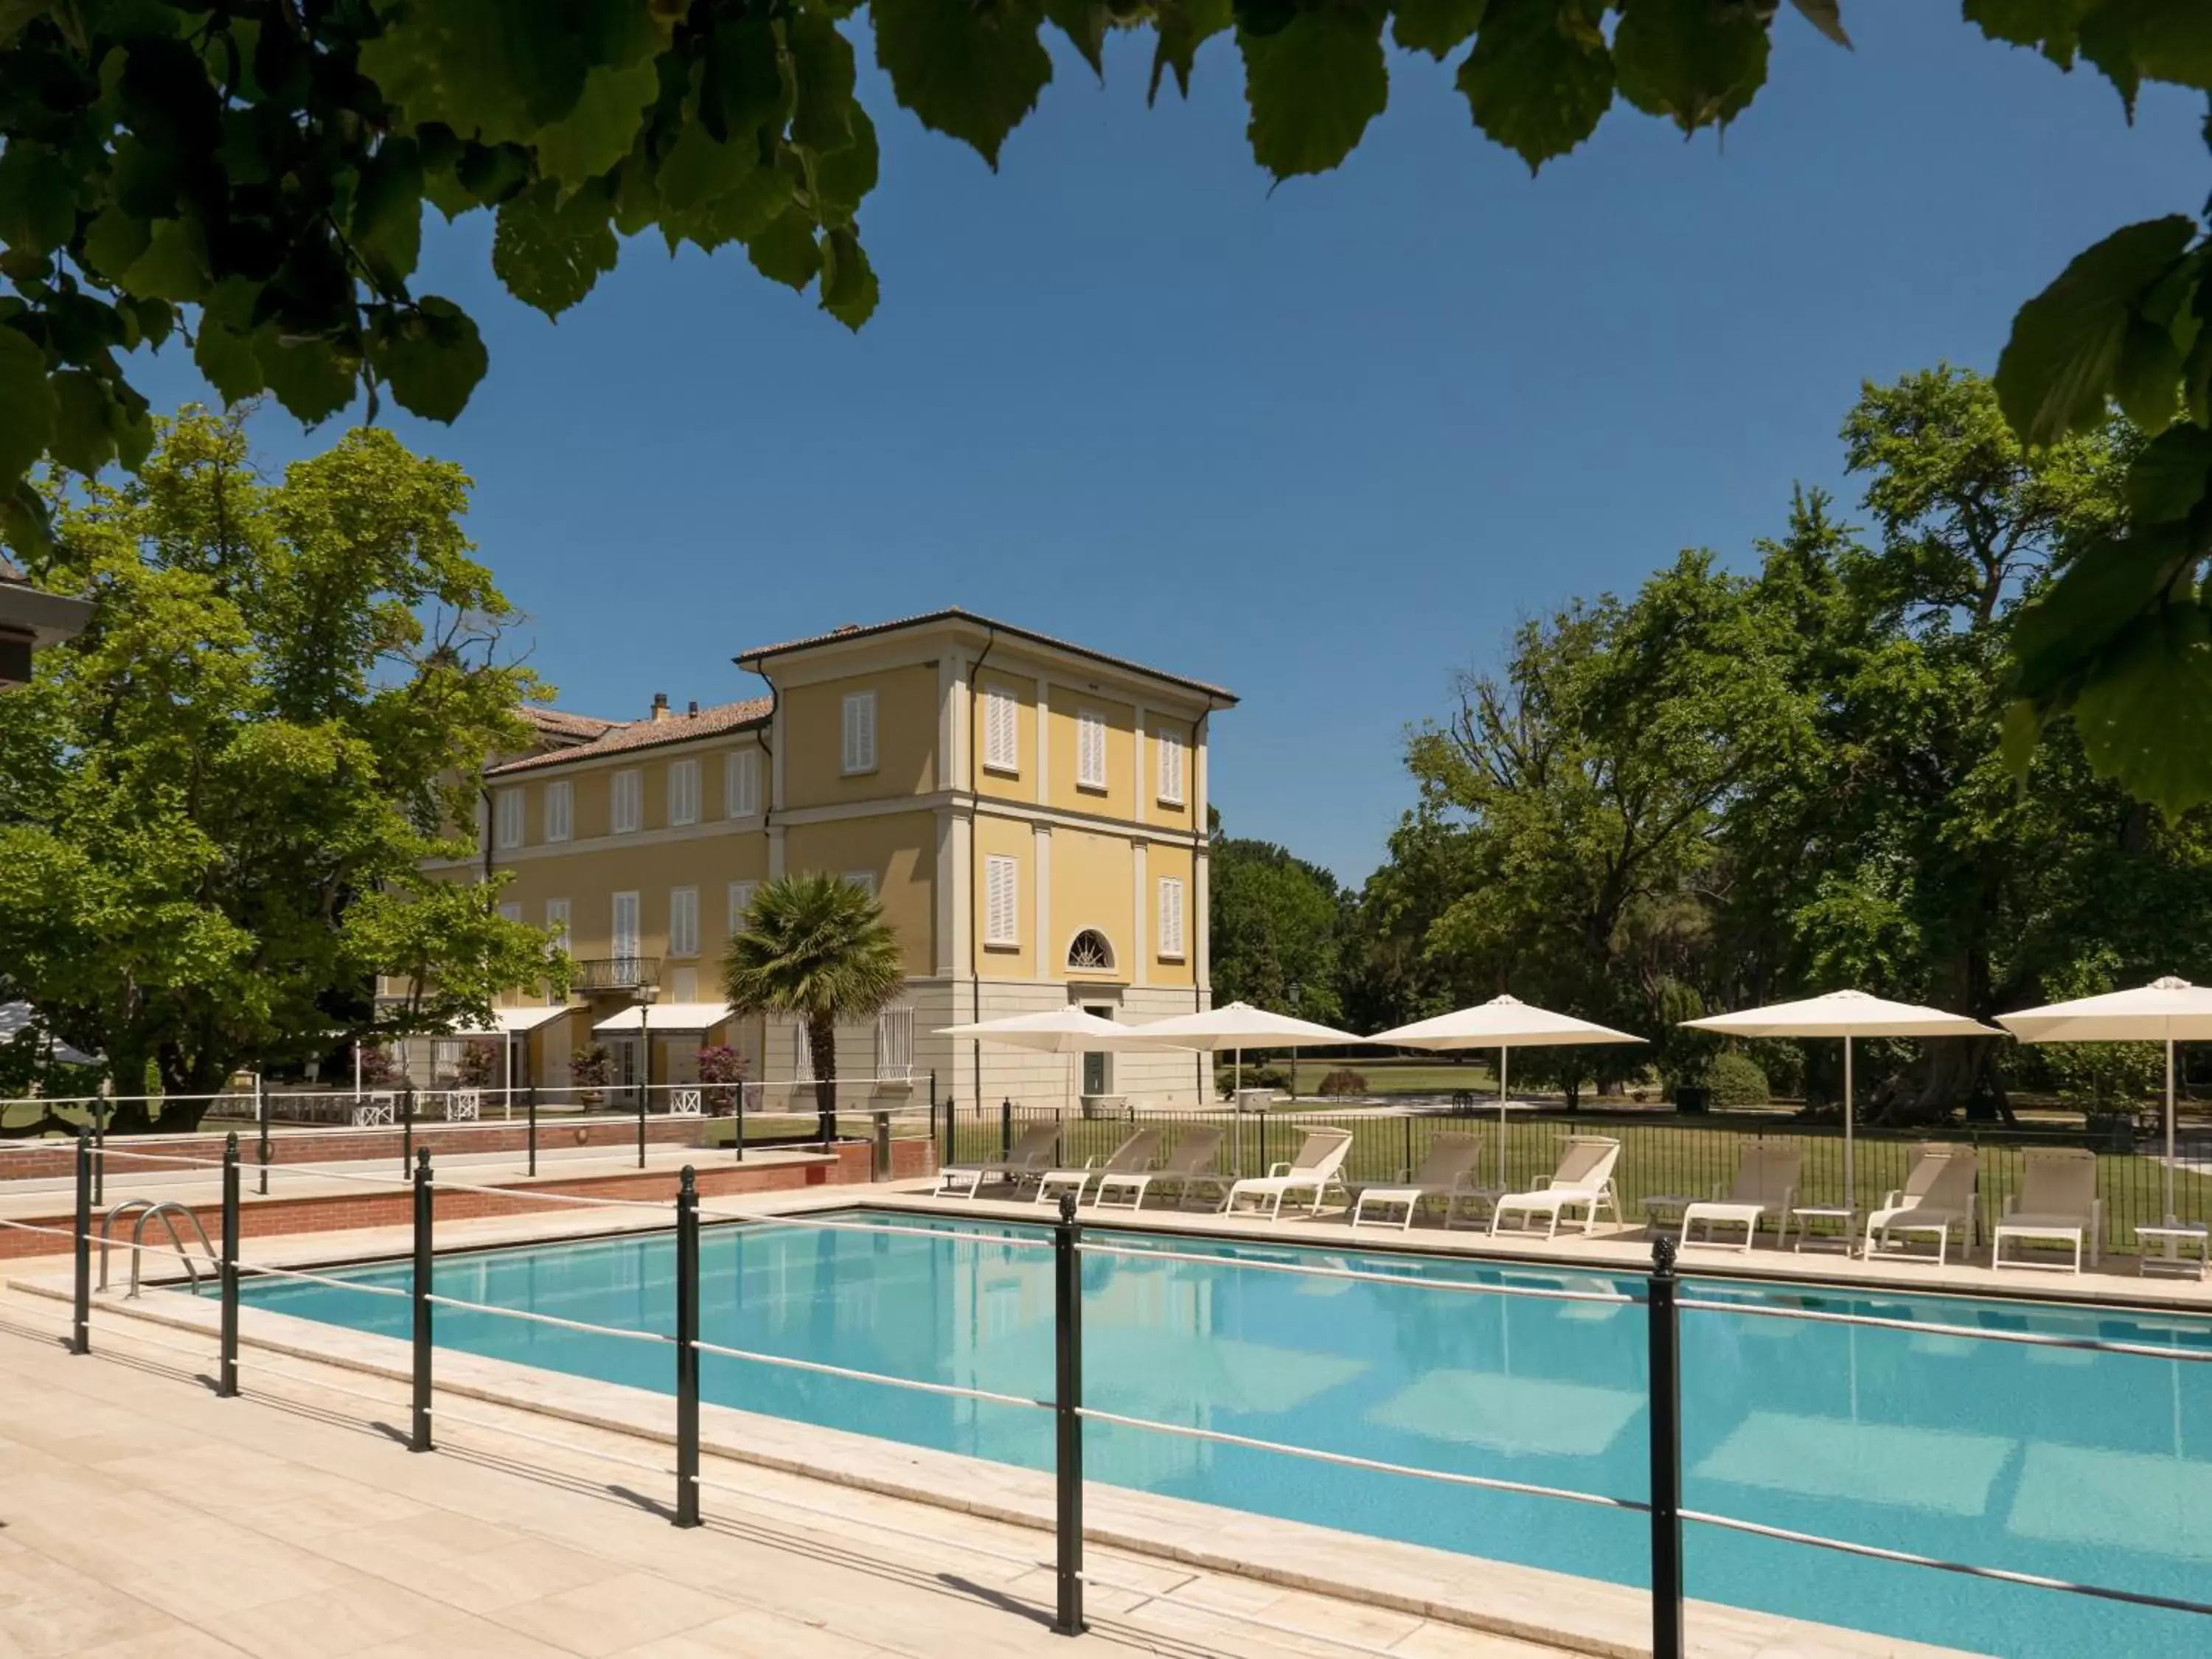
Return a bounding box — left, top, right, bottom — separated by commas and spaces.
571, 956, 661, 992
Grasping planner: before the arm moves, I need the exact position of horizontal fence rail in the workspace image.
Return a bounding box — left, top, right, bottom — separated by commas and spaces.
20, 1127, 2212, 1659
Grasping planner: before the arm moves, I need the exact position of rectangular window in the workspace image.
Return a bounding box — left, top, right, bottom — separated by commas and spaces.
876, 1006, 914, 1081
725, 748, 759, 818
727, 879, 758, 936
983, 686, 1020, 774
841, 691, 877, 775
612, 891, 640, 960
544, 779, 572, 843
1156, 731, 1186, 805
844, 869, 877, 900
793, 1018, 815, 1082
611, 769, 641, 834
984, 855, 1018, 947
544, 897, 570, 1004
668, 758, 700, 827
668, 886, 699, 958
496, 901, 523, 924
494, 788, 524, 849
1076, 709, 1107, 791
1158, 877, 1186, 960
669, 966, 698, 1002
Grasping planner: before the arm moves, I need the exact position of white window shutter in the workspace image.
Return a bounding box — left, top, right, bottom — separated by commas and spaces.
985, 855, 1017, 945
726, 749, 758, 818
613, 891, 640, 959
1158, 878, 1185, 958
1077, 710, 1106, 789
727, 880, 758, 935
545, 780, 572, 842
497, 901, 522, 924
984, 688, 1018, 772
1158, 731, 1184, 804
670, 887, 699, 957
842, 692, 877, 773
612, 770, 641, 834
669, 759, 699, 826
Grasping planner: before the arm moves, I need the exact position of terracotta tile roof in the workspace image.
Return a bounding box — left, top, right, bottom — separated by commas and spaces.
490, 698, 772, 775
518, 704, 623, 741
733, 608, 1238, 703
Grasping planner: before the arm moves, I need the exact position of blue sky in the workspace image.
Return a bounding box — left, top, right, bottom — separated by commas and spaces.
134, 7, 2208, 883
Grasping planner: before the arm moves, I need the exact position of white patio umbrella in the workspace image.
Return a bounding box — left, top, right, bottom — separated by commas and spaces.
937, 1008, 1194, 1116
1130, 1001, 1364, 1100
1683, 990, 2004, 1220
1368, 995, 1646, 1189
1997, 975, 2212, 1227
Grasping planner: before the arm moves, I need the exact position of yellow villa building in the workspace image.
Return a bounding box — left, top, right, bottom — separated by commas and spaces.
409, 610, 1235, 1113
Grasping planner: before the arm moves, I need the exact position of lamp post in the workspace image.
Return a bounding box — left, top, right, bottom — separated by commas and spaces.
1285, 981, 1302, 1101
635, 981, 659, 1171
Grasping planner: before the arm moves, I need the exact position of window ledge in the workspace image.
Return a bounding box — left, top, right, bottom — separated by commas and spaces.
1158, 952, 1187, 964
983, 939, 1022, 953
1075, 780, 1109, 795
982, 762, 1020, 778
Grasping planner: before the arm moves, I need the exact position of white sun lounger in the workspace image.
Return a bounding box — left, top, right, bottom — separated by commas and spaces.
1350, 1135, 1486, 1231
1091, 1127, 1228, 1211
1222, 1128, 1356, 1221
1673, 1143, 1804, 1253
1034, 1127, 1165, 1206
1992, 1147, 2102, 1273
1489, 1138, 1623, 1240
936, 1122, 1062, 1200
1865, 1143, 1979, 1265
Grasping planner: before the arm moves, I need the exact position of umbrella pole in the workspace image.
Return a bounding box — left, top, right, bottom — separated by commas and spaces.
1498, 1047, 1509, 1189
1843, 1036, 1855, 1237
2166, 1036, 2177, 1226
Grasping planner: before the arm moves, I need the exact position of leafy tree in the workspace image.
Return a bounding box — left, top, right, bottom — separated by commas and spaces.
1, 4, 2208, 808
1207, 806, 1349, 1023
0, 406, 560, 1128
720, 870, 904, 1143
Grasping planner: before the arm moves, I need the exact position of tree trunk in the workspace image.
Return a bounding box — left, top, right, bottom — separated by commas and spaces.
811, 1015, 838, 1147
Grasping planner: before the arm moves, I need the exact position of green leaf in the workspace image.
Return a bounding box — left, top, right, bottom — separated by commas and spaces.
2115, 313, 2184, 432
254, 327, 356, 425
492, 182, 619, 317
535, 58, 661, 193
1458, 0, 1615, 172
1994, 215, 2197, 447
2011, 520, 2197, 697
663, 164, 794, 254
703, 18, 787, 144
1613, 0, 1773, 133
80, 206, 151, 282
1043, 0, 1113, 76
788, 10, 859, 153
744, 206, 821, 291
47, 369, 116, 476
2081, 0, 2212, 114
0, 141, 75, 256
371, 298, 489, 423
1149, 0, 1232, 100
820, 226, 877, 328
192, 319, 265, 406
1, 2, 60, 49
2071, 597, 2212, 817
872, 0, 1053, 168
117, 218, 210, 304
1239, 8, 1388, 181
657, 119, 761, 214
0, 325, 55, 486
1391, 0, 1485, 60
110, 387, 153, 472
2124, 425, 2212, 523
1787, 0, 1851, 47
813, 105, 880, 224
357, 0, 661, 146
352, 139, 425, 291
1964, 0, 2093, 66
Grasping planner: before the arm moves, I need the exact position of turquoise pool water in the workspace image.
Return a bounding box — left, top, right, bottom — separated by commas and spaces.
227, 1212, 2212, 1657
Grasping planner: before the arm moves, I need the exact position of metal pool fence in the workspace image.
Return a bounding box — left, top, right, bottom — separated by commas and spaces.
939, 1100, 2208, 1256
7, 1130, 2211, 1659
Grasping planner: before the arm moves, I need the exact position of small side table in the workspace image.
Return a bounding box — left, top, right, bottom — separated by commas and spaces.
1792, 1206, 1856, 1256
2135, 1223, 2211, 1281
1641, 1194, 1699, 1236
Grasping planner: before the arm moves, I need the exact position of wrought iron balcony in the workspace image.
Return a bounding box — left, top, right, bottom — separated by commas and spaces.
571, 956, 661, 992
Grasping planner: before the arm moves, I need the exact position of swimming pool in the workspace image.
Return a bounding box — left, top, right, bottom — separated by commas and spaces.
226, 1211, 2212, 1656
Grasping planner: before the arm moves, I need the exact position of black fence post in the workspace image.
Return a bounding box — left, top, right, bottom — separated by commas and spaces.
1000, 1097, 1012, 1160
218, 1133, 240, 1397
1403, 1114, 1413, 1178
1648, 1235, 1685, 1659
929, 1070, 940, 1164
527, 1082, 538, 1178
72, 1127, 91, 1356
636, 1073, 649, 1172
402, 1082, 415, 1180
257, 1077, 271, 1196
1053, 1190, 1085, 1637
733, 1082, 745, 1164
92, 1093, 105, 1204
411, 1146, 434, 1452
675, 1166, 701, 1527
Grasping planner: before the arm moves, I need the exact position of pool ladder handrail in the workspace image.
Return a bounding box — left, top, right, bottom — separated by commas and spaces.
97, 1199, 217, 1298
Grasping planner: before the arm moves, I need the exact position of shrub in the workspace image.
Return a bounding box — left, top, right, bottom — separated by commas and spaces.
1704, 1051, 1770, 1109
568, 1044, 616, 1102
696, 1044, 747, 1112
455, 1042, 501, 1088
356, 1043, 398, 1088
1316, 1068, 1369, 1098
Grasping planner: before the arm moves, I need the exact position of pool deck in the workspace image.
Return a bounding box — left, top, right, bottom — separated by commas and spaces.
3, 1182, 1993, 1659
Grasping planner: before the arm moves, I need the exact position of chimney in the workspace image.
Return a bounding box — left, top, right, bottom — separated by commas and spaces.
686, 700, 699, 717
650, 692, 670, 723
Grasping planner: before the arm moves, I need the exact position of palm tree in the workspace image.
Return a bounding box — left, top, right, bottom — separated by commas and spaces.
721, 872, 905, 1145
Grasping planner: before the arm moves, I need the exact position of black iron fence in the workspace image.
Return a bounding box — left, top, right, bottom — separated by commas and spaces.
941, 1099, 2208, 1254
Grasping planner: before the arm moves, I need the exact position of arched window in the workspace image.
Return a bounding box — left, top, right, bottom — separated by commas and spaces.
1065, 929, 1116, 972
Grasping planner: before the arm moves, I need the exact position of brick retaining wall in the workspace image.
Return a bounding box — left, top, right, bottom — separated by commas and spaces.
0, 1136, 939, 1261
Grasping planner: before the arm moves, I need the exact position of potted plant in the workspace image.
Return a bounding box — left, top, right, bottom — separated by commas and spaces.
568, 1044, 615, 1107
695, 1044, 746, 1114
